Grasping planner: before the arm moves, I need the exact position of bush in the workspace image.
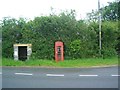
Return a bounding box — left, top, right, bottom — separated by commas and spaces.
1, 12, 118, 60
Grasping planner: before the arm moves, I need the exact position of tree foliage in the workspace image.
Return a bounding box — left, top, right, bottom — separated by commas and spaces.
87, 1, 119, 22
2, 3, 118, 60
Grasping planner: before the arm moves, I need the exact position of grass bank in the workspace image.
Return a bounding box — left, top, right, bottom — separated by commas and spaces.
2, 57, 118, 67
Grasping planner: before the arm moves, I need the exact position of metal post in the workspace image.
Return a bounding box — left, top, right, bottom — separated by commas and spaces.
98, 0, 102, 56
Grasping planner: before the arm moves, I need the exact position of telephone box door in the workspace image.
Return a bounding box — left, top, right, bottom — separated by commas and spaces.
55, 41, 64, 62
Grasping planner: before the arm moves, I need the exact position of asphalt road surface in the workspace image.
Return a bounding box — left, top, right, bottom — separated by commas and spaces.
2, 66, 119, 88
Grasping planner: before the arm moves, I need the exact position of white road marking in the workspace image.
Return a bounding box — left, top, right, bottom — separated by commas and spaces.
0, 72, 2, 75
46, 74, 64, 77
111, 75, 120, 77
79, 75, 98, 77
15, 73, 33, 76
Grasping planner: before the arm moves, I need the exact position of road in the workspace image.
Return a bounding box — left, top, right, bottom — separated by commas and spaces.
2, 66, 119, 88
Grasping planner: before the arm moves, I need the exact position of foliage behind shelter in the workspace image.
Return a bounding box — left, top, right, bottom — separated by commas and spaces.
1, 1, 119, 60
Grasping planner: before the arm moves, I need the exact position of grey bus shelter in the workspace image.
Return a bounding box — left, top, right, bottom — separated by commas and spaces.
13, 44, 32, 61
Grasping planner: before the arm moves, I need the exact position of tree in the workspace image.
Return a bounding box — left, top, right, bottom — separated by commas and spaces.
102, 2, 118, 21
87, 1, 119, 22
2, 9, 118, 59
2, 17, 26, 58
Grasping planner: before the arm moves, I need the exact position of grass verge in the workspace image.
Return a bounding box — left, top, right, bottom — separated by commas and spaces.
2, 57, 118, 68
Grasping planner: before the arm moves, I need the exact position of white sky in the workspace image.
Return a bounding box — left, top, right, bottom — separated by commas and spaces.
0, 0, 116, 20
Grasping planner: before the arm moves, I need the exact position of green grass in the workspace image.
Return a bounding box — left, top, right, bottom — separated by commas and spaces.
0, 58, 1, 66
2, 57, 118, 67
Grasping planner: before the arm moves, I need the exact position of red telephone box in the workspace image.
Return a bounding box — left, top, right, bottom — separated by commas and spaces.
55, 41, 64, 62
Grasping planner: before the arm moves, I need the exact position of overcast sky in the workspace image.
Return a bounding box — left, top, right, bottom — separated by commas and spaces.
0, 0, 116, 20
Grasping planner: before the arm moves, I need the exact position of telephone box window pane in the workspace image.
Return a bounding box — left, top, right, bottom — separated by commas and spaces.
57, 46, 61, 60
